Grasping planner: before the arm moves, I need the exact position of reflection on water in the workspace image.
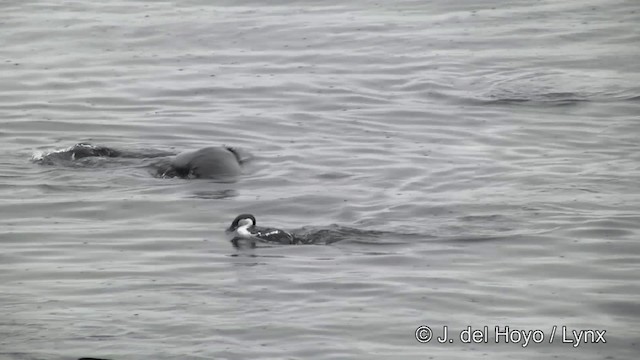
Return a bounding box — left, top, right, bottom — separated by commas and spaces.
189, 189, 239, 200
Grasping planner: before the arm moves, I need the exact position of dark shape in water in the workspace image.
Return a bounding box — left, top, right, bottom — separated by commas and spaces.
225, 214, 402, 248
66, 143, 121, 159
226, 213, 299, 248
35, 143, 123, 163
159, 146, 243, 180
482, 91, 590, 106
189, 189, 239, 200
33, 143, 248, 180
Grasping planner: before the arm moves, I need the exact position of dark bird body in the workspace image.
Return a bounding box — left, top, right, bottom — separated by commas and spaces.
226, 214, 296, 247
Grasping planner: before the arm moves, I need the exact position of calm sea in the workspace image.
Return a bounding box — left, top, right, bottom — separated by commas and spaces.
1, 0, 639, 359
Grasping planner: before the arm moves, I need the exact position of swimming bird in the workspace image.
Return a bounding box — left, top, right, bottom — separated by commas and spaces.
226, 214, 296, 247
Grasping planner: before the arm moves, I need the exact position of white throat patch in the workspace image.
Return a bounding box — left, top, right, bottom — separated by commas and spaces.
237, 225, 253, 238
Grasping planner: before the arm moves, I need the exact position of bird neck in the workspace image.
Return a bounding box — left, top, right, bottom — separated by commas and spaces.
237, 224, 253, 238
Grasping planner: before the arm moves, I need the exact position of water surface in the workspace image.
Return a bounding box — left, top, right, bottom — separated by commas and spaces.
1, 0, 639, 359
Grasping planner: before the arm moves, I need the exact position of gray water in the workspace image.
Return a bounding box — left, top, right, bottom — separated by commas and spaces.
1, 0, 639, 359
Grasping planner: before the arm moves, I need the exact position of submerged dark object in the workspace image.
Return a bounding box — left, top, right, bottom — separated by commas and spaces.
160, 146, 243, 179
226, 213, 298, 247
34, 143, 122, 163
34, 143, 247, 180
66, 143, 121, 158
